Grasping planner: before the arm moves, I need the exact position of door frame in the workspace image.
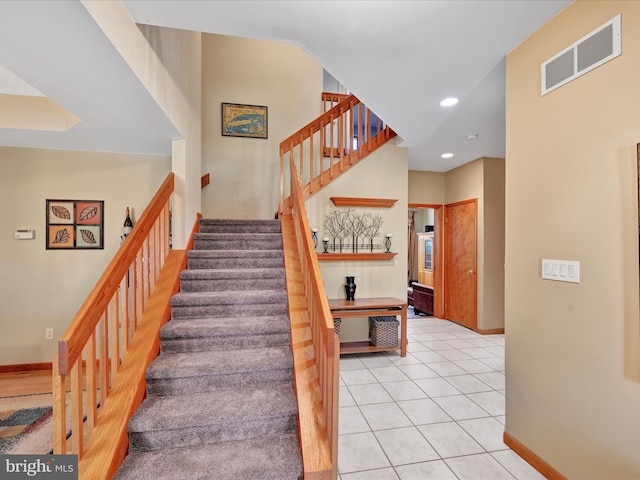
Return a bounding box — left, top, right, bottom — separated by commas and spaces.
409, 203, 444, 318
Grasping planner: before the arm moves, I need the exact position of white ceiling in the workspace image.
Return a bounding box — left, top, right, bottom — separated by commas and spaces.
0, 0, 570, 171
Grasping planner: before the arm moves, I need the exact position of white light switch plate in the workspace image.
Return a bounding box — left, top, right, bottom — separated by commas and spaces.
541, 259, 580, 283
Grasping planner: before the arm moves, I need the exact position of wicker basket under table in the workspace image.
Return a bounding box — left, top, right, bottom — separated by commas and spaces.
368, 315, 399, 348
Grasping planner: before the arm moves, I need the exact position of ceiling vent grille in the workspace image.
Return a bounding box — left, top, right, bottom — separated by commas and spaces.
541, 14, 621, 95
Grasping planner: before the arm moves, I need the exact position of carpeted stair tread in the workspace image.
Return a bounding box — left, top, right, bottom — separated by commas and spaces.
186, 249, 284, 270
179, 268, 285, 292
146, 346, 294, 395
159, 315, 291, 352
127, 385, 298, 451
199, 219, 281, 234
161, 315, 290, 339
180, 267, 285, 281
194, 232, 282, 240
193, 233, 282, 251
146, 346, 293, 380
170, 289, 287, 307
115, 433, 302, 480
187, 249, 283, 259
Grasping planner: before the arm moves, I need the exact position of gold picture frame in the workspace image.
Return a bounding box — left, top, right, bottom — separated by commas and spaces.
221, 103, 268, 139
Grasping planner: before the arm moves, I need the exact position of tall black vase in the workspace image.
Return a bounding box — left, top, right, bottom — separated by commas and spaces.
345, 276, 357, 301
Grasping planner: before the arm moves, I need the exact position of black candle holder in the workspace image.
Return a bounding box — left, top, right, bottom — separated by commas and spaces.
384, 234, 392, 253
322, 238, 329, 253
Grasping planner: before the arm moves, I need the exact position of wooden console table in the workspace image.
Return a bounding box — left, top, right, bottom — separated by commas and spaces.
328, 297, 407, 357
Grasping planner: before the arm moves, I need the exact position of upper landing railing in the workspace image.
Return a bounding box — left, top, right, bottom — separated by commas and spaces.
279, 93, 396, 213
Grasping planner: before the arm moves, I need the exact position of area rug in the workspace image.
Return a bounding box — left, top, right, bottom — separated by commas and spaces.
0, 393, 55, 454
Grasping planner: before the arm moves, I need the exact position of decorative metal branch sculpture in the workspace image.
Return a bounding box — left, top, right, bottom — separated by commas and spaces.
322, 209, 385, 253
362, 213, 384, 251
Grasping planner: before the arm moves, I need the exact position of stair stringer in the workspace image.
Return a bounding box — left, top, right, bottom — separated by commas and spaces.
281, 214, 335, 480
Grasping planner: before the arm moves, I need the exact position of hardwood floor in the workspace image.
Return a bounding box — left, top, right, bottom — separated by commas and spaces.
0, 369, 52, 397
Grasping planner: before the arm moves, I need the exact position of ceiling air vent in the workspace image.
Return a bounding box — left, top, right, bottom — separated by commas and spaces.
541, 14, 621, 95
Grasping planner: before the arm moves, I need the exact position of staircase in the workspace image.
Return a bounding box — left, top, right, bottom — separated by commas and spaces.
114, 219, 303, 480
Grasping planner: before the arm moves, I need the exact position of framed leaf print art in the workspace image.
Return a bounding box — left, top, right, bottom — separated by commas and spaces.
46, 199, 104, 250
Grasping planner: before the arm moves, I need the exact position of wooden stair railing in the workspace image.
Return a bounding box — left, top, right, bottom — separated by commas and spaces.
281, 156, 339, 480
51, 173, 200, 478
279, 93, 396, 214
321, 91, 350, 113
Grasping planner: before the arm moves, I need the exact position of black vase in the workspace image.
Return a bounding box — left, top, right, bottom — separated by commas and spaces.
345, 276, 357, 301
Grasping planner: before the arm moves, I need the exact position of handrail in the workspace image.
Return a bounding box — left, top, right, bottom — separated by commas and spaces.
279, 94, 396, 213
52, 172, 174, 458
321, 91, 350, 113
282, 157, 339, 479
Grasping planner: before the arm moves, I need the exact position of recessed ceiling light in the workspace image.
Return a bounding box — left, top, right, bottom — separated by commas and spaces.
441, 153, 454, 159
440, 97, 459, 107
465, 133, 479, 141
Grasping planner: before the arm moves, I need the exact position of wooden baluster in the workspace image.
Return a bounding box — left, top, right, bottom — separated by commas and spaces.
120, 276, 130, 351
166, 203, 171, 256
329, 114, 335, 178
367, 107, 373, 148
319, 120, 325, 166
154, 220, 161, 282
85, 333, 98, 435
149, 225, 156, 289
70, 360, 83, 455
166, 203, 171, 254
299, 135, 304, 184
135, 252, 143, 331
279, 152, 285, 212
98, 313, 108, 406
129, 263, 136, 335
144, 233, 156, 296
158, 208, 165, 262
338, 112, 344, 173
349, 101, 355, 166
109, 295, 119, 387
52, 356, 67, 454
309, 127, 314, 194
142, 239, 150, 308
356, 102, 363, 162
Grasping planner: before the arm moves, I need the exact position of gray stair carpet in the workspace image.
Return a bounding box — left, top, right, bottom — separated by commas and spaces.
115, 219, 302, 480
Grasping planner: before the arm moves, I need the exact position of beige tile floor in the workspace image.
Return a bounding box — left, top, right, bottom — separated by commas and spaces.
337, 308, 545, 480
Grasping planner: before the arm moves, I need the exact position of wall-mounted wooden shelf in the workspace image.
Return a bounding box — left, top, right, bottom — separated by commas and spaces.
329, 197, 398, 208
316, 252, 397, 261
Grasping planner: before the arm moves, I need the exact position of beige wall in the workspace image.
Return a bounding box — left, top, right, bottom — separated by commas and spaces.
201, 34, 323, 219
0, 147, 170, 365
446, 157, 505, 331
408, 159, 505, 331
408, 170, 445, 205
306, 142, 408, 341
482, 157, 505, 331
506, 1, 640, 477
82, 2, 202, 248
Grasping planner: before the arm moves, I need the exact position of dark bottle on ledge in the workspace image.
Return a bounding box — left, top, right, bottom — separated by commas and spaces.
123, 207, 133, 237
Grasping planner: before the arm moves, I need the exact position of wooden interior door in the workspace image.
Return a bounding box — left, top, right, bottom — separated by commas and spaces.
444, 199, 477, 330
